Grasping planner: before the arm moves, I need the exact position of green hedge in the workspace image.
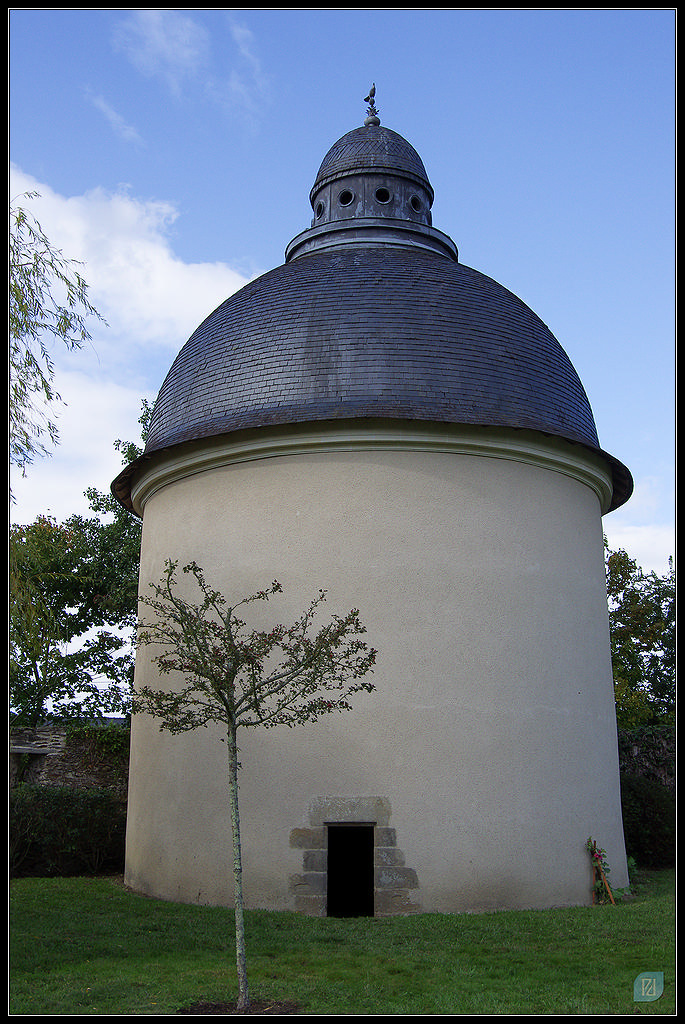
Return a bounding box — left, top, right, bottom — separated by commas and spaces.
620, 773, 676, 870
9, 784, 126, 878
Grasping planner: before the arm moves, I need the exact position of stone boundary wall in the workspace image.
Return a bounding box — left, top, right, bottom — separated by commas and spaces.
9, 725, 129, 800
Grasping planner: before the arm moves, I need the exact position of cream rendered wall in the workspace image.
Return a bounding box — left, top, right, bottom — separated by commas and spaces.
125, 436, 629, 912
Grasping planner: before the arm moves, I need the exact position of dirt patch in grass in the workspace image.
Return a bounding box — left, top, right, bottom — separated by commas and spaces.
178, 1000, 301, 1015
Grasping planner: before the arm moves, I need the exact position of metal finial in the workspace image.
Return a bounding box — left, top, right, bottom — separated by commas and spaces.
363, 83, 380, 126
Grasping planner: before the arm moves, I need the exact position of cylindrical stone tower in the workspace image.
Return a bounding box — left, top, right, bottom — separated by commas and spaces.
114, 95, 632, 914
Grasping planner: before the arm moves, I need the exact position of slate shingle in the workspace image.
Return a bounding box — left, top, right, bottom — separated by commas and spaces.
146, 246, 593, 448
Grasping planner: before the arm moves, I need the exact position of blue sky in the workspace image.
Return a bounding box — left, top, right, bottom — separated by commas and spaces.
10, 9, 675, 573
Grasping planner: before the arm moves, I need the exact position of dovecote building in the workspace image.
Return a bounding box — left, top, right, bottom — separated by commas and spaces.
114, 94, 631, 914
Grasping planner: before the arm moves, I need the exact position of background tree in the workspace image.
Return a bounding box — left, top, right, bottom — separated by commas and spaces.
79, 398, 152, 627
10, 514, 134, 727
9, 402, 150, 728
605, 542, 674, 728
133, 560, 377, 1012
10, 192, 105, 477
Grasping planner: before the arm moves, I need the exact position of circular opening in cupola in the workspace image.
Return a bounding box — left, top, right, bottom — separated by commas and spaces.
338, 189, 355, 207
375, 187, 392, 204
410, 194, 422, 212
315, 201, 325, 219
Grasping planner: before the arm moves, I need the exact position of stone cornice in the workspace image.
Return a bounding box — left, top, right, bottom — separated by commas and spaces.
129, 420, 614, 518
285, 218, 458, 262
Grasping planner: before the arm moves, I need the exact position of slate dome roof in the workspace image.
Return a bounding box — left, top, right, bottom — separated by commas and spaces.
113, 106, 632, 513
311, 124, 434, 200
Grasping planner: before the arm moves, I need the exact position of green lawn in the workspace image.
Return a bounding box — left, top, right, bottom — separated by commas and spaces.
10, 870, 675, 1015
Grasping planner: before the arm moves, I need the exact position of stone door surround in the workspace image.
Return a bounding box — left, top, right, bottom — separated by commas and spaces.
289, 796, 420, 916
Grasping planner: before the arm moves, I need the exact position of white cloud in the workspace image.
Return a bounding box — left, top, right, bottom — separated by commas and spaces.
10, 166, 253, 355
112, 10, 210, 96
603, 475, 675, 575
10, 371, 151, 524
603, 522, 674, 576
112, 11, 270, 128
10, 166, 255, 527
203, 20, 270, 129
229, 21, 270, 104
86, 91, 145, 147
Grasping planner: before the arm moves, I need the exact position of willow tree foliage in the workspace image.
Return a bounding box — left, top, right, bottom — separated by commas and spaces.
133, 560, 377, 1012
10, 193, 105, 475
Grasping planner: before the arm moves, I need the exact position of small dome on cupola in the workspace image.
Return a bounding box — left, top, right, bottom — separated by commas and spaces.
286, 87, 455, 261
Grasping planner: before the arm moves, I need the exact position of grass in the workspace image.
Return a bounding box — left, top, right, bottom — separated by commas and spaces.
10, 870, 675, 1015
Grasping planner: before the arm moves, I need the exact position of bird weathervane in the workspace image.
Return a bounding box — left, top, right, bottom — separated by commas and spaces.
364, 84, 380, 126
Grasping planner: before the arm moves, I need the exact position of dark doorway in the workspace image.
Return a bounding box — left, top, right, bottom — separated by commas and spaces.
326, 823, 375, 917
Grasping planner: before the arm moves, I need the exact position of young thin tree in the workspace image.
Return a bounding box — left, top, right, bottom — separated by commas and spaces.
133, 560, 377, 1012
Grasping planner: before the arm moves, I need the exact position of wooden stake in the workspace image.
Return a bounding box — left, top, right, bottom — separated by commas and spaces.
592, 863, 615, 905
